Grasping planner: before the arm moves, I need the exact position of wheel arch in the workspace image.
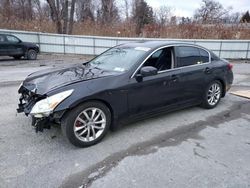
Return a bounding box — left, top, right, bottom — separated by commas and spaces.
61, 98, 116, 130
214, 78, 226, 97
28, 47, 39, 53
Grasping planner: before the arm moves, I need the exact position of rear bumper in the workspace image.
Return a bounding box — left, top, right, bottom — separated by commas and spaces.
225, 70, 234, 92
226, 83, 232, 92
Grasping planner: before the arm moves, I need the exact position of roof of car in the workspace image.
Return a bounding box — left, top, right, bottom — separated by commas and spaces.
0, 33, 12, 36
119, 40, 205, 51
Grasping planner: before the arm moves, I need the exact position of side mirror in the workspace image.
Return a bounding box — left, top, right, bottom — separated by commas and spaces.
140, 66, 158, 77
135, 66, 158, 82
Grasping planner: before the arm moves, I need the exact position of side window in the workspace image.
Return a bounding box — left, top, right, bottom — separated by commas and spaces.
0, 35, 5, 43
143, 47, 172, 72
6, 35, 19, 43
211, 52, 220, 61
176, 46, 201, 67
199, 49, 209, 63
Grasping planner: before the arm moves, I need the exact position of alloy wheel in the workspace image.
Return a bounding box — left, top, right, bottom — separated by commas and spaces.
73, 107, 106, 142
207, 83, 221, 106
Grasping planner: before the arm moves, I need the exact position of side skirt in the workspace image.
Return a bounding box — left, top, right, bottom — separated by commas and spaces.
119, 100, 201, 127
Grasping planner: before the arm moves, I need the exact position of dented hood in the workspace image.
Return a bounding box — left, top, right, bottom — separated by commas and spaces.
22, 64, 118, 95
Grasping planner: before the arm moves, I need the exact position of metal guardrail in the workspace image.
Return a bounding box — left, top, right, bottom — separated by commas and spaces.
0, 29, 249, 59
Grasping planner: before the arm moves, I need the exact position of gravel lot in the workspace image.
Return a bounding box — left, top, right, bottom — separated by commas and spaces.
0, 54, 250, 188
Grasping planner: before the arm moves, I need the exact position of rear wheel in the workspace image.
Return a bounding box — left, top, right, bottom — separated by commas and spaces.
61, 101, 111, 147
27, 49, 37, 60
202, 80, 222, 109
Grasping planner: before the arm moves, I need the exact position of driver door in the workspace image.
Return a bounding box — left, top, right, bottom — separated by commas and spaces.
127, 47, 183, 116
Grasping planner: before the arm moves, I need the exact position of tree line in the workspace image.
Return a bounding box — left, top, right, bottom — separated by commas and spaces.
0, 0, 249, 39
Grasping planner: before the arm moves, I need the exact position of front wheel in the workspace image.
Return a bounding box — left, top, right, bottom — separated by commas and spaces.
27, 49, 37, 60
61, 101, 111, 147
201, 81, 222, 109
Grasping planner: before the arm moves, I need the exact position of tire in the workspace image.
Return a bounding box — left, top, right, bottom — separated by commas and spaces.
27, 49, 37, 60
201, 80, 222, 109
13, 55, 22, 60
61, 101, 111, 147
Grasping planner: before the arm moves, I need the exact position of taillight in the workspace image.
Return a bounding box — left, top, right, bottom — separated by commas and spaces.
227, 63, 233, 70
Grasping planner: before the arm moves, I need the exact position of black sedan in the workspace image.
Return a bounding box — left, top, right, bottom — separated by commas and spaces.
0, 34, 39, 60
17, 41, 233, 147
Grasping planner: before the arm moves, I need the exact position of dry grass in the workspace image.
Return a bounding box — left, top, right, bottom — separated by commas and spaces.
0, 16, 249, 39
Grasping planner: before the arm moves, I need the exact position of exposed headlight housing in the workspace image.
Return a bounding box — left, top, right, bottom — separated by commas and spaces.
30, 89, 74, 118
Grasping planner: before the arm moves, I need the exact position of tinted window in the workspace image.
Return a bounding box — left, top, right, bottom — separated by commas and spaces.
199, 49, 209, 63
211, 52, 220, 61
176, 46, 201, 67
6, 35, 19, 43
151, 49, 163, 58
143, 47, 172, 72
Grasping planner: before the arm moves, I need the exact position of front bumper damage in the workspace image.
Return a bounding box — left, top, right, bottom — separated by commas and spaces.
17, 86, 53, 132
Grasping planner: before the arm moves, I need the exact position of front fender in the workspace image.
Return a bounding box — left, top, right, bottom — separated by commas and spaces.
53, 88, 129, 123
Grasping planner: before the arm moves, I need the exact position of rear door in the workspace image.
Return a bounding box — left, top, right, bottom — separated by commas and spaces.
174, 46, 212, 101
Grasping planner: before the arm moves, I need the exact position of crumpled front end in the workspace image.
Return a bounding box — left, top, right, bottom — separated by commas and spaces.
17, 84, 73, 132
17, 85, 53, 132
17, 85, 44, 115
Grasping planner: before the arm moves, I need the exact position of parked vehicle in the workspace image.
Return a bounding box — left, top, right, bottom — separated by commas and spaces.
17, 41, 233, 147
0, 34, 39, 60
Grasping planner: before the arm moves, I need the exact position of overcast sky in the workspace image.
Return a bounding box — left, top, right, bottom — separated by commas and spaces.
145, 0, 250, 17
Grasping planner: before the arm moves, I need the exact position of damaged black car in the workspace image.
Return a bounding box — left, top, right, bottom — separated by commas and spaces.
17, 41, 233, 147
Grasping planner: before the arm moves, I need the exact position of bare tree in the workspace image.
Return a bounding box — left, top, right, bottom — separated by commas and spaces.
68, 0, 76, 34
97, 0, 120, 24
0, 0, 12, 21
0, 0, 36, 21
33, 0, 50, 21
76, 0, 94, 22
46, 0, 62, 33
123, 0, 131, 20
155, 5, 172, 27
194, 0, 231, 24
170, 16, 177, 25
46, 0, 76, 34
224, 12, 241, 24
62, 0, 69, 34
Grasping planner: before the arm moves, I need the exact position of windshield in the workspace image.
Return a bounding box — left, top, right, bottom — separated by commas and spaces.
89, 47, 149, 72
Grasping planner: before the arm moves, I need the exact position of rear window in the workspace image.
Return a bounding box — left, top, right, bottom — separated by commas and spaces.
176, 46, 201, 67
211, 52, 220, 61
199, 49, 209, 63
176, 46, 210, 68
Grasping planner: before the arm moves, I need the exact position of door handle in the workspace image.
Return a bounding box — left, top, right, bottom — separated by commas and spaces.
204, 67, 211, 74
